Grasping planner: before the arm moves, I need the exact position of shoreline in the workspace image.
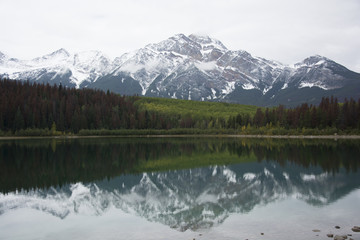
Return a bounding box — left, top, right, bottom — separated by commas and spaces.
1, 134, 360, 140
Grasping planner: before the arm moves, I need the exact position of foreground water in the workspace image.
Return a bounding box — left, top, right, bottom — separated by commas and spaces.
0, 137, 359, 240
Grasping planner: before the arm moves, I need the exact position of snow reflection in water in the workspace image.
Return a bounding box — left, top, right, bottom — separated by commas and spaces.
1, 162, 360, 240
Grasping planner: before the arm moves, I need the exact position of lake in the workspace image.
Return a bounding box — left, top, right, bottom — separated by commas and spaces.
0, 137, 359, 240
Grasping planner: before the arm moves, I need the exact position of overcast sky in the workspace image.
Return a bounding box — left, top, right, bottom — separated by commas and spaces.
1, 0, 360, 72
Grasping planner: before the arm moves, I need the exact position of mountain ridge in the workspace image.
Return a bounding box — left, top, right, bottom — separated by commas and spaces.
1, 34, 359, 106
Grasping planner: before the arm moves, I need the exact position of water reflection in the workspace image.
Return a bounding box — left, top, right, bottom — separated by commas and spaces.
0, 137, 360, 232
1, 137, 359, 193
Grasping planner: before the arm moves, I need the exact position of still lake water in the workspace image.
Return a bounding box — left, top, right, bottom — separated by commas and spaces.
0, 137, 359, 240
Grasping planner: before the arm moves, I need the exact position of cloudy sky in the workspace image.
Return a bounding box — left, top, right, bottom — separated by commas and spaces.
1, 0, 360, 72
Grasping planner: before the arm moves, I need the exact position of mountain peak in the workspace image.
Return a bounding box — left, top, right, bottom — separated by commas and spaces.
29, 48, 71, 66
188, 33, 211, 39
51, 48, 70, 57
149, 33, 228, 54
73, 50, 111, 71
188, 34, 227, 50
0, 52, 6, 65
164, 34, 192, 45
306, 55, 329, 62
0, 51, 6, 63
74, 50, 106, 59
295, 55, 331, 68
172, 33, 188, 40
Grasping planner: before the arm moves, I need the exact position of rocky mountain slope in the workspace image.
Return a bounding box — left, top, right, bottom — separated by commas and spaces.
1, 34, 359, 106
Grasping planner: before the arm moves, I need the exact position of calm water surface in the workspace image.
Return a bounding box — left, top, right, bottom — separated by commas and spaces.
0, 137, 359, 240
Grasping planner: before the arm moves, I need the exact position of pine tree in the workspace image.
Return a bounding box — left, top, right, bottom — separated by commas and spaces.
14, 107, 25, 130
253, 108, 265, 127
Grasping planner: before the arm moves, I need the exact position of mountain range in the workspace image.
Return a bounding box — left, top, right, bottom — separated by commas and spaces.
1, 34, 360, 106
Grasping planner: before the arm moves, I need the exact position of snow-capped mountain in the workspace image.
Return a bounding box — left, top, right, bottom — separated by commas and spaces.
1, 34, 360, 106
93, 34, 287, 101
0, 49, 111, 89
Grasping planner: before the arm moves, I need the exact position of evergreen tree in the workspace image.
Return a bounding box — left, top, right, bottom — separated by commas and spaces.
253, 108, 264, 127
14, 107, 25, 130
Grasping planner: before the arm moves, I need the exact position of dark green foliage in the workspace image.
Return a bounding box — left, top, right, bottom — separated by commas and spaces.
14, 107, 25, 131
1, 78, 359, 136
0, 79, 140, 133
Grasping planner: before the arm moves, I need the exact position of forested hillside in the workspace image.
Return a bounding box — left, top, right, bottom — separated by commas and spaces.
0, 79, 359, 136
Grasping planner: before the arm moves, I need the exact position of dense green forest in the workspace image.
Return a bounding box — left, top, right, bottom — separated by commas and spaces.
0, 78, 360, 136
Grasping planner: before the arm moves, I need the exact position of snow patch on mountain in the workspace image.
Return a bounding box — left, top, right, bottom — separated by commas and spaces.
195, 61, 217, 72
242, 83, 256, 90
118, 62, 144, 73
299, 82, 330, 90
281, 83, 288, 90
262, 86, 272, 95
222, 81, 236, 94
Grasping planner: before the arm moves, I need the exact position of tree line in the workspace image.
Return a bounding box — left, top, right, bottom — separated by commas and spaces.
0, 78, 359, 135
1, 79, 138, 133
229, 96, 360, 131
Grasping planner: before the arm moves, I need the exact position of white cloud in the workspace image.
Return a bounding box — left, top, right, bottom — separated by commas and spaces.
0, 0, 359, 72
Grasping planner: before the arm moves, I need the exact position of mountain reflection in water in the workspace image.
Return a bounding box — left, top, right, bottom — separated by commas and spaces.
0, 137, 359, 232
